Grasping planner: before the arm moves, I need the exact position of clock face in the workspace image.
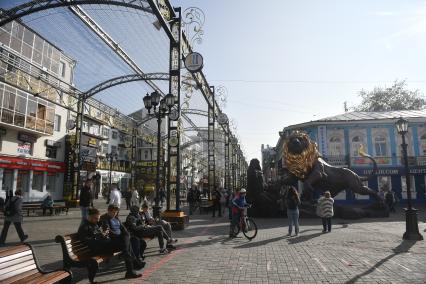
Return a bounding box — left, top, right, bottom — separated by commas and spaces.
169, 137, 179, 147
217, 113, 228, 125
66, 120, 76, 130
169, 110, 179, 121
124, 140, 131, 148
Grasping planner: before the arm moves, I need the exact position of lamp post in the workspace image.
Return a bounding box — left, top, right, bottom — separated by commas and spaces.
395, 117, 423, 241
106, 151, 118, 194
143, 91, 175, 218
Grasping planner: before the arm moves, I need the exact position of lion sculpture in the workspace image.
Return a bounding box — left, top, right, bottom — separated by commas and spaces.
283, 131, 388, 218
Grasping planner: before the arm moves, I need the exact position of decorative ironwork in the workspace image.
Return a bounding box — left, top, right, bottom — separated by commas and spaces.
216, 85, 228, 109
83, 73, 169, 99
0, 0, 153, 26
182, 7, 205, 48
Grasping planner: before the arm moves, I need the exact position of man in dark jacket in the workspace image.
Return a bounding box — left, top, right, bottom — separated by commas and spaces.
78, 207, 142, 279
212, 187, 222, 217
0, 190, 28, 246
125, 206, 148, 261
125, 205, 170, 254
80, 179, 93, 224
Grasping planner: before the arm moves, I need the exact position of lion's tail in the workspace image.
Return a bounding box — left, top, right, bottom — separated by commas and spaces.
358, 144, 378, 181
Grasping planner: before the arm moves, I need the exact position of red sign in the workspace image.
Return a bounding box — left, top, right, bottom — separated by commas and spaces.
0, 155, 65, 173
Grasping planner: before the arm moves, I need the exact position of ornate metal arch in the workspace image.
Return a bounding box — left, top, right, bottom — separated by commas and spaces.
83, 73, 169, 99
181, 108, 208, 117
0, 0, 153, 26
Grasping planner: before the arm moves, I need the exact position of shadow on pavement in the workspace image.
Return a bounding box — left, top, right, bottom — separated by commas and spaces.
233, 235, 290, 249
345, 239, 418, 284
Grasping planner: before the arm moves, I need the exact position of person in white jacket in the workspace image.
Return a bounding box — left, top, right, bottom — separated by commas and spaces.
130, 188, 139, 207
109, 184, 122, 209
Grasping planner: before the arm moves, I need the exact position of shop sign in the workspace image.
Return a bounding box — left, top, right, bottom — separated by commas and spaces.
17, 143, 31, 155
18, 132, 37, 143
0, 155, 65, 172
355, 166, 426, 176
81, 135, 99, 147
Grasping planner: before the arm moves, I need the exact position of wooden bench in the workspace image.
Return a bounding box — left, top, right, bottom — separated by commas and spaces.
55, 233, 153, 283
22, 204, 69, 217
0, 243, 72, 284
55, 233, 121, 284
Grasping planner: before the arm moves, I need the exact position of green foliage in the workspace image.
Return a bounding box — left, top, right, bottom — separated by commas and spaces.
354, 80, 425, 111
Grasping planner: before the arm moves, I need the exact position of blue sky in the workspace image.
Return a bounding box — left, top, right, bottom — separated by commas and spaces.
174, 0, 426, 161
3, 0, 426, 163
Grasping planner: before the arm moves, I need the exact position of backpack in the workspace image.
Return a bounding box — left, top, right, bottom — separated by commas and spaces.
4, 198, 18, 217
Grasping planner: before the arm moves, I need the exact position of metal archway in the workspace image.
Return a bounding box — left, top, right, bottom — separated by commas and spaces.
0, 0, 152, 26
83, 73, 170, 99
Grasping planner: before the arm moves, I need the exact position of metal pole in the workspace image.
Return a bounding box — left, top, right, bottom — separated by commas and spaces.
154, 113, 162, 218
401, 132, 423, 240
109, 154, 112, 191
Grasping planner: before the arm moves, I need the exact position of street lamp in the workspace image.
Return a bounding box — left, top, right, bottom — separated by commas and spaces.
395, 117, 423, 241
143, 91, 175, 218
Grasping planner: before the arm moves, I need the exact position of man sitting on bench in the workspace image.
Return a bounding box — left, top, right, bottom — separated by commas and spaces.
78, 207, 142, 279
141, 203, 178, 245
127, 204, 173, 254
125, 205, 148, 262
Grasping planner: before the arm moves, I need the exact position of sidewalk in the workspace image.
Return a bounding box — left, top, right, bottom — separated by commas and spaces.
1, 199, 425, 283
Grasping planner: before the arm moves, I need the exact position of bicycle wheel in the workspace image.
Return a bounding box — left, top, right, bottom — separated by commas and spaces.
242, 218, 258, 240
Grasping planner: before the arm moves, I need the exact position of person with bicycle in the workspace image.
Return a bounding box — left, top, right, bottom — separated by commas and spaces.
229, 188, 249, 238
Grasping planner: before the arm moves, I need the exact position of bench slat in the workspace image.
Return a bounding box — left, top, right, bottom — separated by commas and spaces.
0, 246, 31, 258
0, 254, 34, 270
0, 259, 36, 276
14, 270, 70, 284
0, 250, 33, 264
0, 263, 37, 280
0, 269, 38, 284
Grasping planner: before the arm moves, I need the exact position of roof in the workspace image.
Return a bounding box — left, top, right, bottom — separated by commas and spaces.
314, 110, 426, 122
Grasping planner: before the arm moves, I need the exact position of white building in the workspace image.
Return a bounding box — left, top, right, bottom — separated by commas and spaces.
0, 20, 75, 201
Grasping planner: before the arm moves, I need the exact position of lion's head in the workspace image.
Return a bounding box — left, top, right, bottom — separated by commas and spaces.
283, 131, 319, 179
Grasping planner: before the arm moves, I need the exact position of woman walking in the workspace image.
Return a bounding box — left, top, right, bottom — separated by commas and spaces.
130, 187, 139, 207
286, 186, 300, 236
317, 191, 334, 233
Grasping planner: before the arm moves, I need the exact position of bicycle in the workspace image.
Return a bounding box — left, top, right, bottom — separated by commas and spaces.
231, 205, 258, 240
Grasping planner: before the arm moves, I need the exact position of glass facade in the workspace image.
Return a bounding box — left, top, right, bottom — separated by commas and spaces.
0, 82, 55, 135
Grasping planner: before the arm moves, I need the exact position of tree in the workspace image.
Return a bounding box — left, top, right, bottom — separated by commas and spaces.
354, 80, 425, 112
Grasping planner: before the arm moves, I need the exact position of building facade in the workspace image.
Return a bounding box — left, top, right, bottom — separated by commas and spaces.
0, 20, 74, 202
275, 110, 426, 203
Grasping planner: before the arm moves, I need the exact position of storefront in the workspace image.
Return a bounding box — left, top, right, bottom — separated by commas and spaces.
0, 155, 65, 202
351, 166, 426, 202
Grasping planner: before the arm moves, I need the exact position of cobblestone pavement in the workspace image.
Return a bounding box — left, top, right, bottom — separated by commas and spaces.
1, 199, 426, 284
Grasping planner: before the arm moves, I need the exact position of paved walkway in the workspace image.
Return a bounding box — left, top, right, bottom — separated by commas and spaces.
1, 199, 426, 283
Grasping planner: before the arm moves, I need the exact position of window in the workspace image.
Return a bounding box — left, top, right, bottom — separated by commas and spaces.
102, 127, 109, 138
60, 61, 66, 77
351, 135, 363, 156
374, 135, 387, 157
32, 171, 43, 192
328, 136, 343, 156
144, 150, 149, 160
46, 174, 57, 193
420, 133, 426, 155
112, 131, 118, 139
37, 103, 46, 119
111, 145, 117, 154
46, 146, 57, 158
54, 114, 61, 132
102, 143, 108, 154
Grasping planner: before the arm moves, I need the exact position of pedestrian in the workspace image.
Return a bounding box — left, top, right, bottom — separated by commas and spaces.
130, 188, 140, 207
41, 194, 54, 216
125, 188, 132, 210
385, 189, 396, 213
159, 188, 166, 206
80, 179, 93, 224
220, 187, 227, 216
317, 191, 334, 233
286, 186, 300, 236
0, 189, 28, 246
227, 188, 235, 220
187, 188, 195, 215
211, 187, 222, 217
109, 183, 122, 209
